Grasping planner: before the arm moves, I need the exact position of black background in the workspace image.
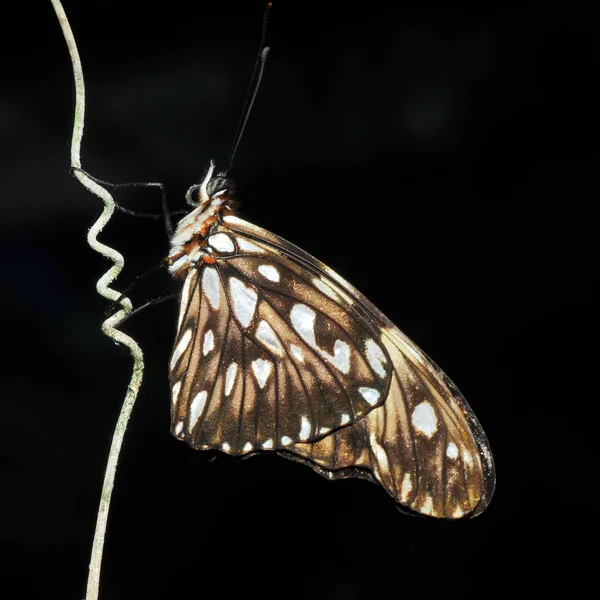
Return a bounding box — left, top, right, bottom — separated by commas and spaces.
1, 1, 595, 597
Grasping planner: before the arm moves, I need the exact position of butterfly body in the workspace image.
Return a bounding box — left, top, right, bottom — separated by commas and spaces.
168, 163, 235, 277
168, 161, 495, 518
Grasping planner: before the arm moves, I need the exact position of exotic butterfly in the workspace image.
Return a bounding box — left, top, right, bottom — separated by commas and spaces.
167, 160, 495, 519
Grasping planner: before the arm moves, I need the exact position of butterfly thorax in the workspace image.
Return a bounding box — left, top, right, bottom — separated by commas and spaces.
168, 160, 236, 277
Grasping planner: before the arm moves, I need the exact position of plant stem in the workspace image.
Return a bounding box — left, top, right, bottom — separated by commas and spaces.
49, 2, 145, 599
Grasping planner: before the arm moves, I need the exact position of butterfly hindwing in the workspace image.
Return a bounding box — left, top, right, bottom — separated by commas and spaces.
286, 328, 492, 517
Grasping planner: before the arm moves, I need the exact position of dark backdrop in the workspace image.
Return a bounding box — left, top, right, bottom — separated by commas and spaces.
1, 1, 595, 598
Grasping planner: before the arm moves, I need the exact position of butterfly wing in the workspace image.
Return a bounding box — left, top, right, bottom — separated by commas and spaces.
170, 215, 495, 518
170, 223, 393, 454
287, 327, 494, 518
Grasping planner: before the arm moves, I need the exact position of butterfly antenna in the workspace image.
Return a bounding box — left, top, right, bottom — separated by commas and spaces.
226, 2, 272, 176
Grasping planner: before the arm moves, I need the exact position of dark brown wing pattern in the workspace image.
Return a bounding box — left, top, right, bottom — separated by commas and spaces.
169, 215, 495, 518
289, 326, 493, 518
170, 230, 393, 454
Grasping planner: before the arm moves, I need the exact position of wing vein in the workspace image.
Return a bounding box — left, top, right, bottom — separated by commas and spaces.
205, 311, 232, 437
215, 264, 291, 449
258, 289, 358, 432
236, 336, 247, 452
174, 272, 202, 426
228, 255, 384, 382
222, 260, 360, 431
393, 368, 420, 502
229, 229, 383, 330
380, 390, 400, 503
277, 325, 319, 438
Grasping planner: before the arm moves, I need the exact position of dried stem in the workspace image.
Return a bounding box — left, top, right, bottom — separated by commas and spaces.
49, 2, 145, 599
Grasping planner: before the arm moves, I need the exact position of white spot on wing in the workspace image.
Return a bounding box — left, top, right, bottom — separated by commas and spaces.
202, 329, 214, 356
359, 387, 380, 406
290, 304, 350, 373
251, 358, 272, 389
237, 237, 263, 253
262, 439, 274, 449
258, 264, 280, 282
411, 402, 438, 438
224, 362, 238, 396
446, 441, 459, 460
229, 277, 258, 327
299, 416, 311, 440
370, 433, 390, 474
242, 442, 253, 452
365, 339, 387, 378
222, 442, 231, 452
340, 413, 350, 425
452, 506, 465, 518
208, 233, 234, 253
171, 381, 181, 407
420, 495, 434, 516
190, 391, 208, 430
320, 265, 355, 305
400, 473, 413, 503
463, 450, 474, 467
313, 278, 340, 301
318, 426, 331, 435
290, 304, 317, 347
290, 344, 304, 363
256, 320, 283, 355
281, 436, 292, 446
171, 329, 192, 370
174, 421, 184, 436
327, 340, 350, 374
202, 267, 220, 309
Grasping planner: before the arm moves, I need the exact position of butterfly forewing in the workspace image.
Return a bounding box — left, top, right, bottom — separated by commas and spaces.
169, 205, 495, 519
170, 227, 393, 454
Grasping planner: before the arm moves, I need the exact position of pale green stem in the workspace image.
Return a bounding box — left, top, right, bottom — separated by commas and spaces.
49, 2, 145, 599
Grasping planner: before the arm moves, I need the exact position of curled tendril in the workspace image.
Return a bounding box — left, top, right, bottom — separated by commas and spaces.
50, 2, 145, 599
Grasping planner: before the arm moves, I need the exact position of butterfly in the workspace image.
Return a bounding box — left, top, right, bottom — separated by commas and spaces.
167, 160, 495, 518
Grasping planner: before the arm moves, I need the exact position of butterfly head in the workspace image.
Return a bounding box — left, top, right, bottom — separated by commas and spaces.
185, 160, 236, 209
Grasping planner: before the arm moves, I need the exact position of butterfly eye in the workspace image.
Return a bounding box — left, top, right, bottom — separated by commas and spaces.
207, 176, 230, 198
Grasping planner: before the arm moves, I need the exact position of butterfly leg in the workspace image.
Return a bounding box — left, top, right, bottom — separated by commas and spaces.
70, 167, 180, 238
114, 293, 179, 325
69, 168, 180, 314
106, 259, 170, 316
